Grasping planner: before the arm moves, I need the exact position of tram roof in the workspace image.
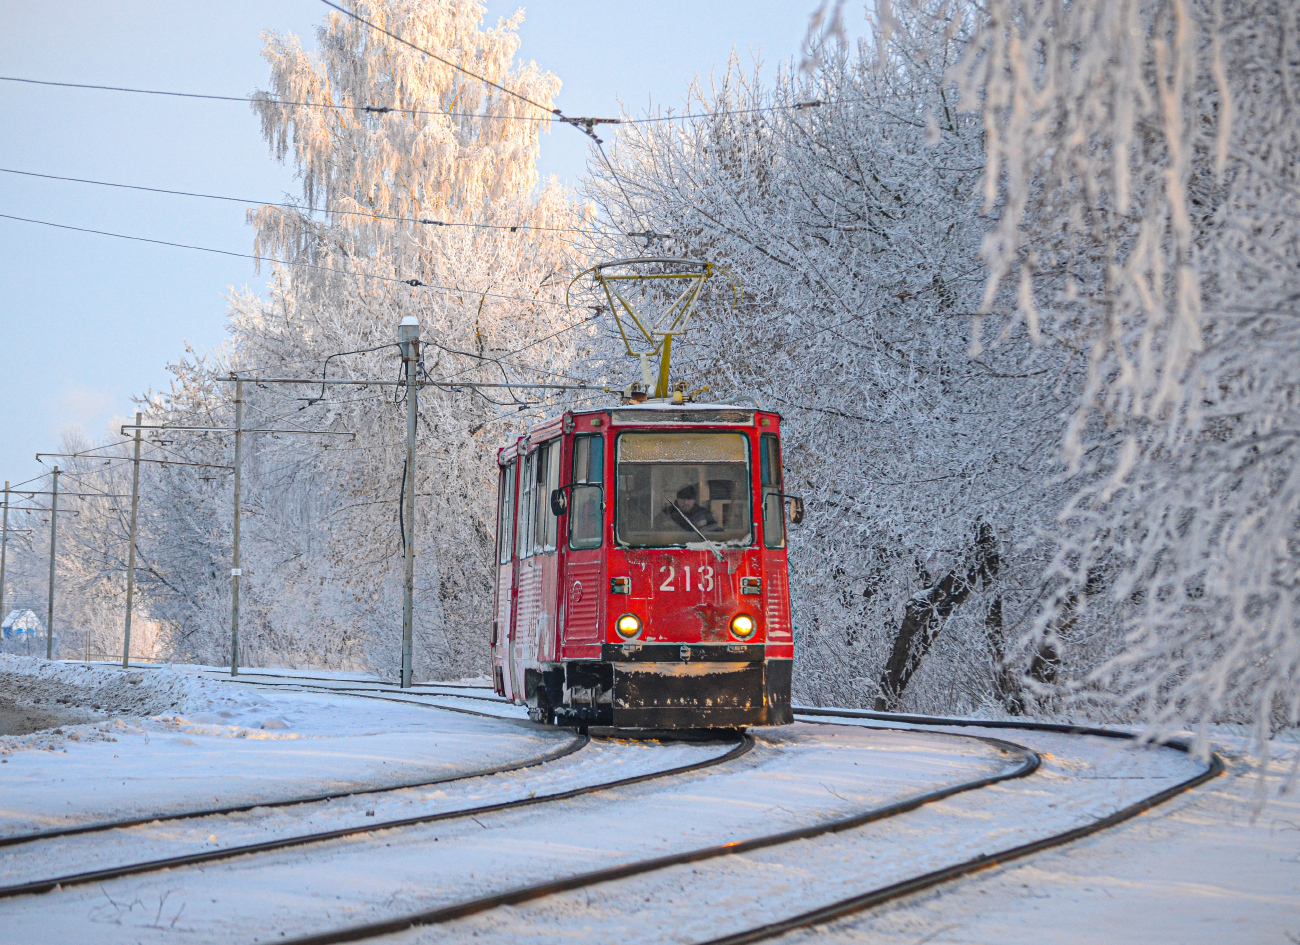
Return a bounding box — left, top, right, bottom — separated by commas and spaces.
497, 401, 780, 462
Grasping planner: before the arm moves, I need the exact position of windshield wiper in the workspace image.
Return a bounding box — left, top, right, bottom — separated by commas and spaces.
667, 504, 726, 558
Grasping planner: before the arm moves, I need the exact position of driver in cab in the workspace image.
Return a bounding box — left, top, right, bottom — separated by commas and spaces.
659, 483, 719, 535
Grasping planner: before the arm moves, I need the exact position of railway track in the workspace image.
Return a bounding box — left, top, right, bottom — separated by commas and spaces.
0, 689, 556, 850
0, 693, 752, 901
698, 709, 1226, 945
275, 725, 1039, 945
0, 681, 1224, 945
273, 713, 1218, 945
200, 669, 504, 703
218, 675, 522, 721
220, 677, 509, 706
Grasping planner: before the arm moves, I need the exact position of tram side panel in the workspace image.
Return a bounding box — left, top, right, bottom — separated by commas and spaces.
491, 455, 518, 699
511, 434, 561, 697
758, 424, 794, 723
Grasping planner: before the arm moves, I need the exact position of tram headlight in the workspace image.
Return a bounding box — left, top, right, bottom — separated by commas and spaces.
615, 613, 642, 639
730, 614, 756, 640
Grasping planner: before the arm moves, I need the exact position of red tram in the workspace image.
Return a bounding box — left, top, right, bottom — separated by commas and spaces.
490, 402, 799, 729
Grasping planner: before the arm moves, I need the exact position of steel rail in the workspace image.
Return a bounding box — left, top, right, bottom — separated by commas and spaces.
0, 734, 586, 852
284, 684, 506, 705
0, 676, 549, 849
221, 670, 495, 692
214, 677, 519, 722
212, 676, 508, 704
118, 664, 495, 693
0, 734, 753, 901
273, 730, 1039, 945
689, 708, 1227, 945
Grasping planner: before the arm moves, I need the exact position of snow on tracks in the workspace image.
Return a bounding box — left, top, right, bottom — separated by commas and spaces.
0, 722, 1016, 945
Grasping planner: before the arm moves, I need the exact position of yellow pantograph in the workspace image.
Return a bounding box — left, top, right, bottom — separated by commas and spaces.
568, 257, 741, 400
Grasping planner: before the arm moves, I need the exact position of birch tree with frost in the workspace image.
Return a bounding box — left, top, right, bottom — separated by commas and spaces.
957, 0, 1300, 748
119, 0, 589, 678
586, 4, 1089, 714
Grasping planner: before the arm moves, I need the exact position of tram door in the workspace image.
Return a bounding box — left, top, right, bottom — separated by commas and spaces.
561, 432, 604, 654
511, 439, 562, 697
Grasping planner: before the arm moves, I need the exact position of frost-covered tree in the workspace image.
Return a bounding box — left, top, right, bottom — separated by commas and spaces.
129, 0, 589, 678
956, 0, 1300, 748
586, 4, 1088, 714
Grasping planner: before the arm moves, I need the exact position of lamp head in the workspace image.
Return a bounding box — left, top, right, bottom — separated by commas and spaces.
398, 316, 421, 358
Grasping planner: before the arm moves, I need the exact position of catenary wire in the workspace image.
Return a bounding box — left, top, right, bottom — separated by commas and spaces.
0, 212, 568, 308
0, 75, 852, 125
314, 1, 653, 234
319, 0, 558, 118
0, 167, 607, 236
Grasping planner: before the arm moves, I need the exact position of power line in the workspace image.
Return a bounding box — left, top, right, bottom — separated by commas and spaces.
0, 75, 856, 128
314, 2, 650, 234
437, 313, 603, 384
0, 211, 568, 308
0, 74, 546, 123
0, 167, 604, 236
618, 100, 836, 124
319, 1, 578, 124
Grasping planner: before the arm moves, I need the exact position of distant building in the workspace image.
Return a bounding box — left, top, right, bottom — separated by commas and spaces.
1, 609, 42, 639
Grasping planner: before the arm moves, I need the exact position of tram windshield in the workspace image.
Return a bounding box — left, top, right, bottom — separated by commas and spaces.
615, 432, 752, 547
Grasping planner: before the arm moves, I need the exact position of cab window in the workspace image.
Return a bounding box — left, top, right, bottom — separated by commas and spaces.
615, 432, 752, 548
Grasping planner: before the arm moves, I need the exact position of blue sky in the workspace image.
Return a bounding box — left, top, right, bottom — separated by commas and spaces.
0, 0, 864, 486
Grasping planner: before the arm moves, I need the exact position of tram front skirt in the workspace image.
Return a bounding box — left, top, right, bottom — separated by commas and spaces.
603, 643, 792, 729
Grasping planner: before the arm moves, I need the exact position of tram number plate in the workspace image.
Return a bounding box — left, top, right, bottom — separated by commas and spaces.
658, 564, 714, 592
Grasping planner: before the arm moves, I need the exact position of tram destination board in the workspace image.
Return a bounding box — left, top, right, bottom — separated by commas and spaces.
610, 408, 755, 425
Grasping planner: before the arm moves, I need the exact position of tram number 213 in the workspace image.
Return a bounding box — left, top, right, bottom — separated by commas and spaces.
659, 564, 715, 592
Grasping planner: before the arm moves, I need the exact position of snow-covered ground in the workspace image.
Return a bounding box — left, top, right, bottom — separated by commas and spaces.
792, 722, 1300, 945
0, 657, 1294, 944
0, 656, 551, 835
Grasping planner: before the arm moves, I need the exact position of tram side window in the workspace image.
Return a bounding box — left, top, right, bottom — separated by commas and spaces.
569, 434, 604, 550
497, 461, 517, 565
760, 434, 785, 549
516, 444, 556, 557
516, 451, 536, 558
529, 440, 561, 554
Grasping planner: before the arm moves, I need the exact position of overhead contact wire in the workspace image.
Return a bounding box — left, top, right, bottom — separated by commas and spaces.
0, 212, 568, 308
0, 75, 848, 124
0, 167, 603, 235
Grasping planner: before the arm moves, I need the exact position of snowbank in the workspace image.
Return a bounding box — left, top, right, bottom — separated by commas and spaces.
0, 657, 274, 757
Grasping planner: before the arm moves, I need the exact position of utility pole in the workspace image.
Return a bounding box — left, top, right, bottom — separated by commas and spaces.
122, 411, 143, 668
36, 447, 224, 666
46, 466, 58, 659
0, 481, 9, 629
119, 406, 342, 678
398, 316, 421, 689
230, 380, 243, 677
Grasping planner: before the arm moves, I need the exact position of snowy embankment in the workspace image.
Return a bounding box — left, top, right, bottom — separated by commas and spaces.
0, 656, 565, 836
0, 657, 1295, 945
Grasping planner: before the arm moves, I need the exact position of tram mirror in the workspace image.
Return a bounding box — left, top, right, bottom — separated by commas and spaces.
789, 497, 805, 525
550, 488, 568, 516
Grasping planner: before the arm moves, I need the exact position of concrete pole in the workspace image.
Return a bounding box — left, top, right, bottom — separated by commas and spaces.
398, 316, 420, 689
0, 481, 9, 634
230, 380, 243, 677
122, 411, 143, 668
46, 466, 58, 660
